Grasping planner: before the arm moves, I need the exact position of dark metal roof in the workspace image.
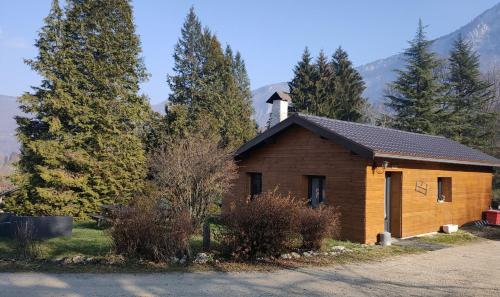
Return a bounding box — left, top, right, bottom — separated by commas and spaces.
235, 113, 500, 167
266, 91, 292, 103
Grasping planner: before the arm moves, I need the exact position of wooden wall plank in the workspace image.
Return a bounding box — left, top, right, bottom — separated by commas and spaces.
365, 159, 493, 243
223, 125, 367, 243
224, 125, 494, 244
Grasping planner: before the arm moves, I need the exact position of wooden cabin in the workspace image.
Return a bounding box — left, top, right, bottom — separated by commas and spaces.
223, 92, 500, 244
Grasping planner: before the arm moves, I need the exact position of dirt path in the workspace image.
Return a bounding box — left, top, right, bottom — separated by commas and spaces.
1, 240, 499, 297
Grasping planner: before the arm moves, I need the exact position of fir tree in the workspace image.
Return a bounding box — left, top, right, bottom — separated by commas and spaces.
385, 20, 444, 134
330, 47, 368, 122
8, 0, 150, 217
165, 8, 206, 137
442, 35, 495, 149
224, 46, 257, 147
289, 47, 316, 113
167, 7, 204, 107
314, 50, 335, 116
232, 50, 252, 103
167, 8, 256, 148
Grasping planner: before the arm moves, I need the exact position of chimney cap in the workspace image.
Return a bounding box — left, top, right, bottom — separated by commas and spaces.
266, 91, 292, 104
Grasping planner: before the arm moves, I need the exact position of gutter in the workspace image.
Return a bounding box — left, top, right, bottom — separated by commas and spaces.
374, 153, 500, 168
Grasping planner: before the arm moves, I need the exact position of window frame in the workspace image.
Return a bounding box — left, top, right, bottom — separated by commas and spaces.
308, 175, 325, 207
437, 177, 452, 203
249, 172, 262, 199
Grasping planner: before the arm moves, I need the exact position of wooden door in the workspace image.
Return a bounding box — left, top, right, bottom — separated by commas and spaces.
390, 172, 402, 237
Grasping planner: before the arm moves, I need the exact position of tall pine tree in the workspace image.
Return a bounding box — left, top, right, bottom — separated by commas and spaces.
330, 47, 368, 122
289, 47, 316, 113
166, 8, 256, 148
288, 47, 367, 122
167, 7, 204, 107
223, 46, 257, 146
8, 0, 150, 217
442, 35, 495, 149
385, 20, 444, 134
314, 50, 335, 116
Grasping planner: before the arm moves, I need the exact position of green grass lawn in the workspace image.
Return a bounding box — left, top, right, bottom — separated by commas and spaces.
0, 221, 112, 259
2, 221, 489, 273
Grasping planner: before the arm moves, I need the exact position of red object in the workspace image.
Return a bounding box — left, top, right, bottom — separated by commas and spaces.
485, 210, 500, 225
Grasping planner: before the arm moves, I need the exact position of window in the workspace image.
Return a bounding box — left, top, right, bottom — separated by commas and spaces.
437, 177, 452, 202
249, 173, 262, 198
308, 176, 325, 207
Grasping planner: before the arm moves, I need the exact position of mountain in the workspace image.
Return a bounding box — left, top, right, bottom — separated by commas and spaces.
250, 82, 289, 128
358, 2, 500, 104
152, 101, 166, 114
2, 3, 500, 147
150, 82, 290, 129
0, 95, 21, 157
255, 3, 500, 124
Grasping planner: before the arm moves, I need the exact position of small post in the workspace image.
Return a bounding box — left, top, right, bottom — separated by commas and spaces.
202, 220, 211, 251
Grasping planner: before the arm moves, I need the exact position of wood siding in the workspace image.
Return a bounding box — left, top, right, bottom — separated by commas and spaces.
365, 159, 493, 243
223, 125, 367, 242
225, 125, 494, 244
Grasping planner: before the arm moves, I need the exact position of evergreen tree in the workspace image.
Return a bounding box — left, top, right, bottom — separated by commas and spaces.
442, 35, 495, 149
8, 0, 150, 217
385, 20, 444, 134
232, 50, 252, 103
289, 47, 316, 113
224, 46, 257, 147
167, 7, 204, 107
167, 8, 256, 148
330, 47, 368, 122
314, 50, 335, 116
288, 47, 367, 122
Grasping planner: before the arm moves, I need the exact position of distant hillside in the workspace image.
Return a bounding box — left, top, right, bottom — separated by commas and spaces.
152, 100, 166, 114
357, 2, 500, 104
251, 82, 289, 128
3, 3, 500, 147
255, 3, 500, 126
0, 152, 19, 176
0, 95, 21, 156
150, 82, 290, 129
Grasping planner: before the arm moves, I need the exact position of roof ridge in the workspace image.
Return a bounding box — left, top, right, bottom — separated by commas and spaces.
297, 113, 447, 139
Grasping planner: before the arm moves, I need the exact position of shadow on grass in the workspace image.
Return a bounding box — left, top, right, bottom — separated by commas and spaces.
0, 221, 112, 259
462, 225, 500, 241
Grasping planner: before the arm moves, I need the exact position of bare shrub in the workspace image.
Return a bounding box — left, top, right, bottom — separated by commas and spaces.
109, 195, 193, 262
14, 220, 41, 259
217, 190, 302, 260
298, 206, 341, 250
149, 133, 237, 228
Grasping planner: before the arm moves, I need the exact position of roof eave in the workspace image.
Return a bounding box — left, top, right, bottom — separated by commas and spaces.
374, 152, 500, 168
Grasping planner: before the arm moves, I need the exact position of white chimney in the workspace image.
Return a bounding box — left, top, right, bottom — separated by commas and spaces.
267, 91, 291, 127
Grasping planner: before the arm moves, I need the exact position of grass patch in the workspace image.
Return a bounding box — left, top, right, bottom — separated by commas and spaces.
0, 221, 112, 260
415, 230, 478, 245
0, 222, 428, 273
38, 221, 112, 259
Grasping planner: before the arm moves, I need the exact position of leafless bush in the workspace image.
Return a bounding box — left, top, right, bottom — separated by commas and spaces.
217, 190, 302, 260
14, 220, 41, 259
298, 206, 341, 250
109, 195, 193, 262
149, 133, 237, 228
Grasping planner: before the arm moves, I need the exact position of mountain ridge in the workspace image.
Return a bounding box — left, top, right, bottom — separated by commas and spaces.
2, 3, 500, 153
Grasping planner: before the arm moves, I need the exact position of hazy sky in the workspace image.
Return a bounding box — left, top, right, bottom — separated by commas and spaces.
1, 0, 498, 104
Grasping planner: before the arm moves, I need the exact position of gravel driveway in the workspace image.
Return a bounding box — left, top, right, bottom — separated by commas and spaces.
1, 240, 499, 297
